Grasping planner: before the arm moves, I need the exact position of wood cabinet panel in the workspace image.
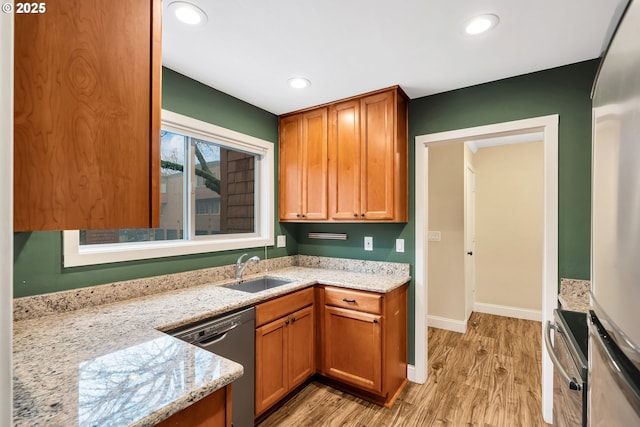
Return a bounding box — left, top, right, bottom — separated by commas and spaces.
360, 91, 395, 220
321, 284, 408, 407
302, 109, 328, 220
255, 317, 288, 415
324, 287, 382, 314
287, 305, 315, 389
14, 0, 161, 231
280, 86, 407, 223
255, 287, 314, 327
155, 384, 231, 427
323, 306, 382, 393
278, 115, 303, 220
278, 109, 328, 221
255, 289, 315, 417
328, 100, 361, 220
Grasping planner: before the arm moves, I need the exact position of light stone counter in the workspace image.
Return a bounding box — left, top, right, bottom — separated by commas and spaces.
13, 257, 410, 426
558, 278, 591, 313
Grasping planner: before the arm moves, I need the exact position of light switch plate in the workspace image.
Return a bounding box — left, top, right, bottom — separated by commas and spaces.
364, 236, 373, 251
276, 235, 286, 248
396, 238, 405, 253
428, 231, 441, 241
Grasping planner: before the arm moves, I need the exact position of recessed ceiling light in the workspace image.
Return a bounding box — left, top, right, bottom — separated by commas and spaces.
288, 77, 311, 89
465, 14, 499, 35
169, 1, 208, 26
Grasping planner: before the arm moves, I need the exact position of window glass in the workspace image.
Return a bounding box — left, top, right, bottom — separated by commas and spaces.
64, 109, 274, 267
79, 131, 257, 245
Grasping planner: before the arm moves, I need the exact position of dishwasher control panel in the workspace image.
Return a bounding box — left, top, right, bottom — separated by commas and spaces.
168, 307, 254, 345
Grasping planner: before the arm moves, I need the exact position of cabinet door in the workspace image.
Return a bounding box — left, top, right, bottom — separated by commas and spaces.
301, 109, 328, 220
360, 91, 395, 220
155, 384, 231, 427
14, 0, 161, 231
329, 100, 361, 220
288, 305, 315, 388
278, 115, 303, 220
255, 317, 288, 415
323, 305, 382, 393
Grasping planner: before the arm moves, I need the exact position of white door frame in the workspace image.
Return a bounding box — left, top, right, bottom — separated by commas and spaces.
1, 9, 14, 426
464, 163, 476, 321
412, 114, 558, 424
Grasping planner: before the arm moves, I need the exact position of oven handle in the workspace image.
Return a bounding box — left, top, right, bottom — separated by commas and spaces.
544, 321, 582, 391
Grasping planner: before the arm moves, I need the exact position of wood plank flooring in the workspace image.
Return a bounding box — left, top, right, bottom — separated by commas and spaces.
258, 312, 551, 427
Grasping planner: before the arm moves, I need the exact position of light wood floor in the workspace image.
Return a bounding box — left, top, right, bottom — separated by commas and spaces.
258, 312, 551, 427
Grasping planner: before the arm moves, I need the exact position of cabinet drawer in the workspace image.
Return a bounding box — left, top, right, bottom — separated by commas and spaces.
324, 287, 382, 314
256, 287, 314, 327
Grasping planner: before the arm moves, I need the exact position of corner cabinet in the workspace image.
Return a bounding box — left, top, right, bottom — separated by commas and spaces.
254, 288, 315, 417
319, 284, 408, 407
278, 86, 408, 223
13, 0, 161, 231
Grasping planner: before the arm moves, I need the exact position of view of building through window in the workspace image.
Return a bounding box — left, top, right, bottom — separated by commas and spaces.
80, 130, 256, 246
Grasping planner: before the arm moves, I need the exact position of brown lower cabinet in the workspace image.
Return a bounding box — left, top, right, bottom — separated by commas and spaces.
254, 283, 408, 418
320, 285, 408, 407
155, 384, 231, 427
254, 288, 315, 417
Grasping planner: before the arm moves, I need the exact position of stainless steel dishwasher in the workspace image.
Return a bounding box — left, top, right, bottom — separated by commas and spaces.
168, 306, 255, 427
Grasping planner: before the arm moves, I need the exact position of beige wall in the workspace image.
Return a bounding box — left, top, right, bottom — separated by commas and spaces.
428, 142, 466, 321
474, 141, 543, 311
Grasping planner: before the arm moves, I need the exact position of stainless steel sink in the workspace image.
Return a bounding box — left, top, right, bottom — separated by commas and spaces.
223, 277, 292, 293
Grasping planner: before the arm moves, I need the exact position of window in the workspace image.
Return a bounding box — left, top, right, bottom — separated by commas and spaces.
63, 110, 274, 267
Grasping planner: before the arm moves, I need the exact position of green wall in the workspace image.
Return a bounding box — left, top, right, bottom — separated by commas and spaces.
12, 68, 293, 298
14, 61, 598, 367
409, 59, 597, 281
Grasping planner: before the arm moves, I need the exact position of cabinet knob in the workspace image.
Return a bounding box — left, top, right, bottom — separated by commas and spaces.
342, 298, 356, 303
285, 320, 290, 325
361, 213, 365, 217
301, 214, 306, 218
296, 214, 300, 218
353, 213, 358, 217
373, 319, 379, 324
291, 317, 296, 322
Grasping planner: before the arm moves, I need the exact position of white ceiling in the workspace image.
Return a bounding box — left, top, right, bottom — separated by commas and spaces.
162, 0, 627, 115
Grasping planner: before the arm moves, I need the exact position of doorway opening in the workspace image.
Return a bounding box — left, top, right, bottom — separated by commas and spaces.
411, 114, 558, 424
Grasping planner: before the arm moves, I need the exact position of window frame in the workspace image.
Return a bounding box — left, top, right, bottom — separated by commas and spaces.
63, 109, 275, 267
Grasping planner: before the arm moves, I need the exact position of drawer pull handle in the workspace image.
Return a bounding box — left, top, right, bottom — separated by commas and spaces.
342, 298, 356, 303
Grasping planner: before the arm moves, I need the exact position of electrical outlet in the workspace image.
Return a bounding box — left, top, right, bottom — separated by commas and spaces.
428, 231, 441, 241
364, 236, 373, 251
396, 238, 405, 253
276, 235, 286, 248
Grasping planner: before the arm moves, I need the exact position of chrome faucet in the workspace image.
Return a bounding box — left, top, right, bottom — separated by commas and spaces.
236, 253, 260, 282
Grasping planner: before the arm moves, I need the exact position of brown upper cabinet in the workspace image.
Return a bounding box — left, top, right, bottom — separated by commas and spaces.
278, 86, 408, 223
278, 108, 328, 221
13, 0, 162, 231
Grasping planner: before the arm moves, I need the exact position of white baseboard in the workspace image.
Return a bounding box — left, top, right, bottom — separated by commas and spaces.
407, 364, 418, 383
427, 315, 467, 333
473, 302, 542, 321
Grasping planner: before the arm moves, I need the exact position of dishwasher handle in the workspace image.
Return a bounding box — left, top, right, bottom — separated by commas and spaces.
198, 323, 239, 346
544, 320, 582, 391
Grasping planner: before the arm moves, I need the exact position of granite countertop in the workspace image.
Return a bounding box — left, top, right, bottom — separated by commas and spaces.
558, 278, 591, 313
13, 264, 410, 427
